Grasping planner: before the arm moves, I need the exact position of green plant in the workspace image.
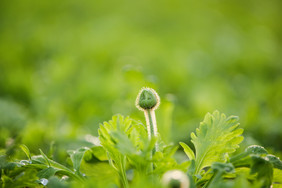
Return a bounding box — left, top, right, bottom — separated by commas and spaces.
1, 87, 281, 188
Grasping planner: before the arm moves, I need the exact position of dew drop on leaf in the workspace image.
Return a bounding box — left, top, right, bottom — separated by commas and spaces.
40, 178, 48, 186
61, 175, 69, 181
20, 160, 31, 165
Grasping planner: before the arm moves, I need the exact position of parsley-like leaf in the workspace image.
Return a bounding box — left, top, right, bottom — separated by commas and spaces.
190, 111, 244, 175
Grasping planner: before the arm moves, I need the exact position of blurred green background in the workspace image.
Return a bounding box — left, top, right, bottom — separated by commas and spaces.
0, 0, 282, 162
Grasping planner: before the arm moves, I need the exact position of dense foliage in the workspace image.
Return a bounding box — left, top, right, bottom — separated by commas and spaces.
0, 0, 282, 187
1, 110, 282, 187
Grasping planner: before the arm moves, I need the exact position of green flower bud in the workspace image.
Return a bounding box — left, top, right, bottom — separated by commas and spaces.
162, 170, 190, 188
136, 87, 160, 111
139, 90, 157, 109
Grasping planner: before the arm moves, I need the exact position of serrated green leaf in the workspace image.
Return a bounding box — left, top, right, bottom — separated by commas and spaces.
110, 131, 137, 155
98, 115, 140, 188
180, 142, 195, 160
191, 111, 244, 175
99, 115, 135, 155
19, 144, 31, 161
99, 115, 148, 158
127, 121, 147, 151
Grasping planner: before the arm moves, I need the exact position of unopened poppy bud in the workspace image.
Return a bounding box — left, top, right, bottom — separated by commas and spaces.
136, 87, 161, 171
136, 87, 160, 111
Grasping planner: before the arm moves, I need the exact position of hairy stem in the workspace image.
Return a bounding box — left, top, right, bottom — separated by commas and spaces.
144, 109, 159, 153
144, 109, 159, 174
150, 110, 159, 151
144, 110, 153, 140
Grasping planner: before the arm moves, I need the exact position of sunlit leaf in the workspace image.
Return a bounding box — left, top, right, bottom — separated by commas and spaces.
180, 142, 195, 160
19, 144, 31, 161
190, 111, 244, 175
